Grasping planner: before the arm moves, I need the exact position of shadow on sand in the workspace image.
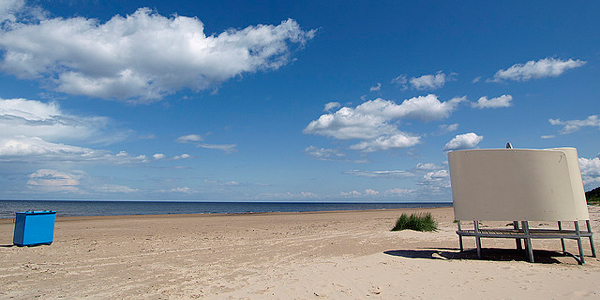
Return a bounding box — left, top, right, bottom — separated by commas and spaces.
384, 248, 570, 264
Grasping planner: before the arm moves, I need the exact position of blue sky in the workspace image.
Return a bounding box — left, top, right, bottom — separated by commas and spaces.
1, 0, 599, 202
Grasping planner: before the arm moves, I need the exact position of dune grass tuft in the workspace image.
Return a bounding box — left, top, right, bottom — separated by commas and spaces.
391, 212, 437, 232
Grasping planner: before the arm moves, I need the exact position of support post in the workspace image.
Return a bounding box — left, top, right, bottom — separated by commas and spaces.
575, 221, 585, 264
513, 221, 522, 250
474, 220, 482, 259
586, 220, 596, 258
457, 221, 464, 252
558, 221, 566, 254
522, 221, 534, 263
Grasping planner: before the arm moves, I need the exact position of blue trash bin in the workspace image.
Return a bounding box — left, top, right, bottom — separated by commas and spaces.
13, 211, 57, 246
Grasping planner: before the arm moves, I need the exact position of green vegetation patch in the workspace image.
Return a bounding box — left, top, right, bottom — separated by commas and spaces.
391, 212, 438, 232
586, 186, 600, 204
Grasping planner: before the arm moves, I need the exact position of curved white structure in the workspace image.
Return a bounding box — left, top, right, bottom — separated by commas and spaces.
448, 147, 595, 263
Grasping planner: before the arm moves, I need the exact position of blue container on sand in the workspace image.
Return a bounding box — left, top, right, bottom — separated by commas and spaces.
13, 211, 57, 246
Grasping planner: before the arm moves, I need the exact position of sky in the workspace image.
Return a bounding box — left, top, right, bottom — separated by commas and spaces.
0, 0, 599, 202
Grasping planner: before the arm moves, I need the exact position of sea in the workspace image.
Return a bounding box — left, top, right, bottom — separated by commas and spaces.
0, 200, 452, 219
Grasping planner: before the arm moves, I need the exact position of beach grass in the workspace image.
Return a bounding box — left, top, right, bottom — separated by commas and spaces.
391, 212, 437, 232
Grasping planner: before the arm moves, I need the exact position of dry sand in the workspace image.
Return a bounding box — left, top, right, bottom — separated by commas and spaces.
1, 206, 599, 299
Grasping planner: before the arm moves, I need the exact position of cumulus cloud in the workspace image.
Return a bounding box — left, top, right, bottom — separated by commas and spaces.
304, 95, 465, 148
348, 133, 420, 152
153, 153, 166, 160
579, 156, 600, 189
0, 0, 24, 22
365, 189, 379, 196
471, 95, 513, 109
0, 8, 316, 102
491, 58, 586, 82
323, 102, 341, 112
27, 169, 84, 193
173, 153, 191, 160
443, 132, 483, 151
549, 115, 600, 134
0, 97, 153, 164
409, 71, 455, 90
416, 169, 451, 196
0, 98, 115, 143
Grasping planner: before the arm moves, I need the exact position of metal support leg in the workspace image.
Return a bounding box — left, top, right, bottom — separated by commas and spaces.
513, 221, 522, 250
474, 221, 482, 259
457, 221, 464, 252
575, 221, 585, 264
522, 221, 534, 263
587, 220, 596, 258
558, 221, 566, 254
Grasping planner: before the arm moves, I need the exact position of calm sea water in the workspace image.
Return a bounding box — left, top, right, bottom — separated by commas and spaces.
0, 200, 451, 219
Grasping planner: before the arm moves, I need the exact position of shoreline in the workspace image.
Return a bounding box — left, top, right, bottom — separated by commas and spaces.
1, 206, 599, 299
0, 201, 453, 220
0, 206, 452, 225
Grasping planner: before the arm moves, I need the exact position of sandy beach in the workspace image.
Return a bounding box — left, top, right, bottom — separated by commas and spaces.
1, 206, 599, 299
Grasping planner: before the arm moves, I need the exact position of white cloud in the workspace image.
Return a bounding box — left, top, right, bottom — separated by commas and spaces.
472, 95, 513, 109
343, 170, 414, 179
443, 132, 483, 151
491, 57, 586, 82
305, 95, 465, 152
349, 133, 420, 152
409, 71, 455, 90
0, 135, 151, 164
434, 123, 459, 135
304, 146, 346, 161
177, 133, 236, 153
391, 74, 408, 90
0, 0, 24, 22
414, 163, 444, 171
385, 188, 413, 197
365, 189, 379, 196
173, 153, 191, 160
416, 169, 451, 196
579, 156, 600, 189
153, 153, 166, 160
344, 163, 443, 180
0, 97, 154, 164
369, 82, 382, 92
541, 135, 556, 139
0, 98, 114, 143
170, 187, 193, 194
339, 190, 361, 198
256, 191, 319, 200
94, 184, 139, 193
549, 115, 600, 134
323, 102, 341, 112
196, 143, 237, 153
27, 169, 83, 193
177, 134, 204, 143
0, 8, 316, 102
